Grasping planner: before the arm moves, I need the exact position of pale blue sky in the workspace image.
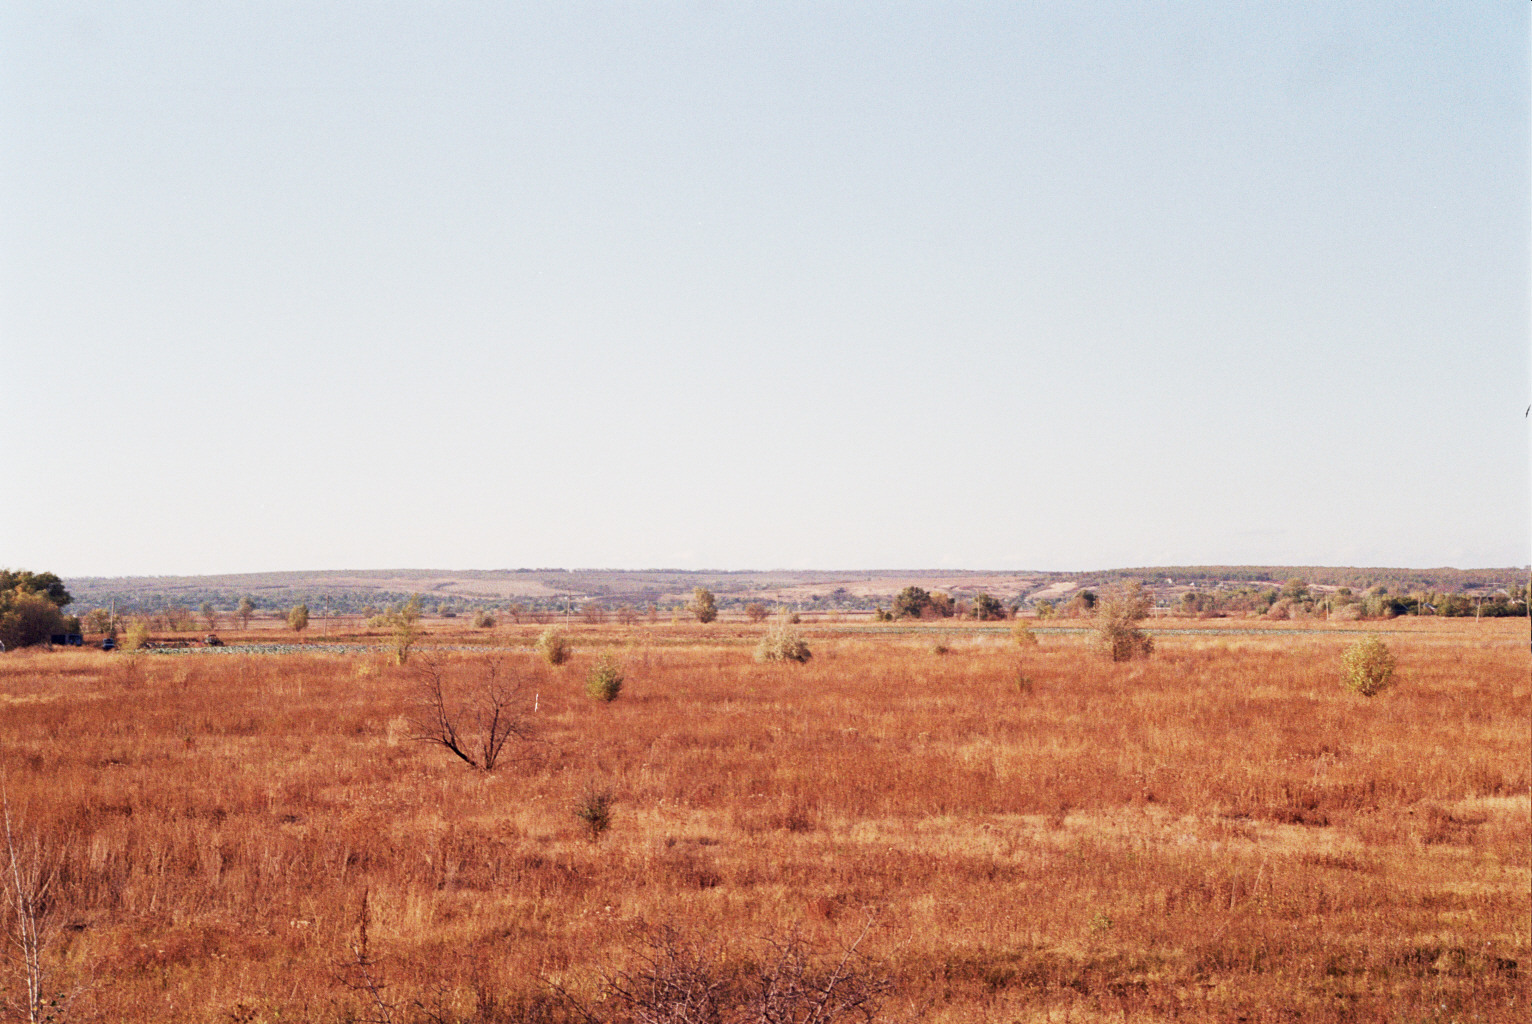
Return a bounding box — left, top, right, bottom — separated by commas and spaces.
3, 2, 1527, 576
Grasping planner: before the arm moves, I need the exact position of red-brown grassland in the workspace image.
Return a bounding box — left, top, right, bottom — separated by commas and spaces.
0, 616, 1525, 1022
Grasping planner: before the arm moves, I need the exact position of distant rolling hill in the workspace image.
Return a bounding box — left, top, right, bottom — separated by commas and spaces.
59, 565, 1528, 614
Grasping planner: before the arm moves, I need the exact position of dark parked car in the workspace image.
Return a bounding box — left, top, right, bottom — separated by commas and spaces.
101, 637, 117, 651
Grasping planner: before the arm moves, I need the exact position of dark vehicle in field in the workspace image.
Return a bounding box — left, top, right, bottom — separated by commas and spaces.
50, 633, 84, 647
101, 637, 117, 651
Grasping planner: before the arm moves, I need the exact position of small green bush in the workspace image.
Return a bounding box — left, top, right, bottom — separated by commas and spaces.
472, 609, 496, 629
1341, 635, 1396, 696
586, 654, 624, 701
535, 628, 572, 666
121, 619, 151, 652
576, 788, 615, 841
756, 627, 811, 663
1012, 620, 1039, 647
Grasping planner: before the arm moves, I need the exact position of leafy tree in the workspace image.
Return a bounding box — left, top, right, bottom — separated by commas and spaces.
1065, 590, 1098, 617
122, 618, 151, 652
0, 593, 67, 651
971, 592, 1007, 621
0, 569, 73, 650
1281, 578, 1310, 602
892, 586, 931, 619
690, 587, 717, 624
236, 597, 255, 629
927, 592, 955, 618
287, 603, 310, 635
0, 570, 71, 609
744, 603, 769, 623
1033, 598, 1056, 619
83, 608, 113, 635
200, 601, 218, 631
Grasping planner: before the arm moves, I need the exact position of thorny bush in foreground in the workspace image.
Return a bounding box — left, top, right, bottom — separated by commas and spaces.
562, 921, 899, 1024
409, 656, 538, 771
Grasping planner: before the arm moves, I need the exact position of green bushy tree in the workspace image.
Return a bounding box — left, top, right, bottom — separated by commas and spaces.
0, 569, 73, 650
1341, 635, 1396, 696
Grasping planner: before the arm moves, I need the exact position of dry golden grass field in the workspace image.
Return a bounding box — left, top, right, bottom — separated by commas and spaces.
0, 616, 1526, 1022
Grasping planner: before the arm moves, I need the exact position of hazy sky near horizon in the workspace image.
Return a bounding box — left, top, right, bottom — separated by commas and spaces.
4, 2, 1528, 577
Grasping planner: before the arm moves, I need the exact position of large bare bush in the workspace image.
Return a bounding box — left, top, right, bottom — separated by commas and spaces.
567, 923, 894, 1024
2, 797, 68, 1024
409, 656, 537, 771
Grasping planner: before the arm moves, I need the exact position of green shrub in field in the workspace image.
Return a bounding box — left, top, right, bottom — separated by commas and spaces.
576, 788, 615, 841
756, 627, 811, 663
536, 628, 572, 666
1012, 620, 1039, 647
586, 654, 624, 702
121, 619, 151, 652
472, 609, 496, 629
1341, 635, 1396, 696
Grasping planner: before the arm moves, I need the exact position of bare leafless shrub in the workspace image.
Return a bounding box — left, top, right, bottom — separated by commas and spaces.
1, 794, 67, 1024
566, 921, 894, 1024
333, 889, 397, 1024
409, 657, 536, 771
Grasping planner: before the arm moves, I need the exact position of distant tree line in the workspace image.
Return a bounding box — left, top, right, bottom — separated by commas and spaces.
1174, 578, 1530, 620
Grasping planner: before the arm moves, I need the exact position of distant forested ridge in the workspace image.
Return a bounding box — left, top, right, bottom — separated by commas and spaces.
61, 565, 1527, 618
